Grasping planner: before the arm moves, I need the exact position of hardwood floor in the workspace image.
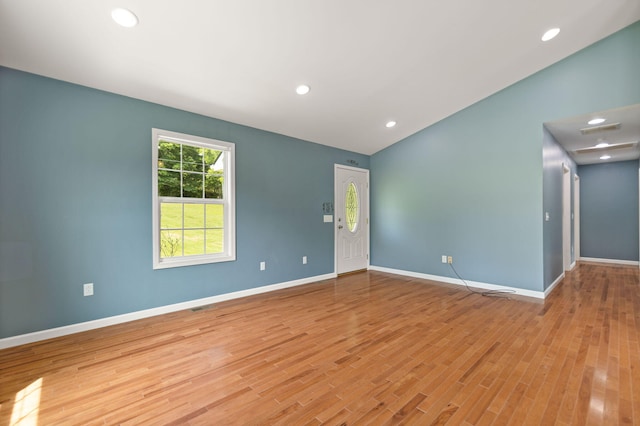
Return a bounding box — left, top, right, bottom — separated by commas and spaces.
1, 263, 639, 425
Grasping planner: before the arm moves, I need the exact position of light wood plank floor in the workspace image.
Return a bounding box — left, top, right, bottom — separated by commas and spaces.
1, 263, 639, 425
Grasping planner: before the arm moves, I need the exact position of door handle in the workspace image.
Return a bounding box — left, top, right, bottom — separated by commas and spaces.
338, 225, 343, 229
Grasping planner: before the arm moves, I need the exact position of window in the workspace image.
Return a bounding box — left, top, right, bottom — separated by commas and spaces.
345, 181, 359, 233
152, 129, 235, 269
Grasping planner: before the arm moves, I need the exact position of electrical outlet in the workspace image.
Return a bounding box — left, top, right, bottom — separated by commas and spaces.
447, 256, 453, 264
83, 283, 94, 297
303, 256, 307, 264
260, 261, 266, 271
441, 255, 447, 263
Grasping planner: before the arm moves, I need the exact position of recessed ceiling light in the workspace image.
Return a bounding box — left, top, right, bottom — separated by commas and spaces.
541, 28, 560, 42
296, 85, 310, 95
595, 142, 609, 148
600, 155, 611, 160
588, 118, 606, 125
385, 121, 396, 128
111, 8, 138, 28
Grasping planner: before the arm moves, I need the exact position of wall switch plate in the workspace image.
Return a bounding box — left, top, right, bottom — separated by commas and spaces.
545, 212, 550, 221
83, 283, 94, 296
441, 255, 447, 263
323, 215, 333, 223
303, 256, 307, 264
260, 261, 266, 271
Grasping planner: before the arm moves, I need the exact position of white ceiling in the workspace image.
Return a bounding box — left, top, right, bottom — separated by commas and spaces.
545, 104, 640, 165
1, 1, 639, 155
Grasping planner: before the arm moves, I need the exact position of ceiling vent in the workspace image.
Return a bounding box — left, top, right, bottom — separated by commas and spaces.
579, 122, 621, 135
574, 141, 638, 154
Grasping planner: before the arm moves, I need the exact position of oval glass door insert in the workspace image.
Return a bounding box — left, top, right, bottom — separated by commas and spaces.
345, 182, 359, 233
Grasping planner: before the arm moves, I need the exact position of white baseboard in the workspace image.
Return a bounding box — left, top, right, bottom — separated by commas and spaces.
545, 273, 565, 297
579, 257, 639, 266
368, 265, 545, 299
0, 273, 336, 350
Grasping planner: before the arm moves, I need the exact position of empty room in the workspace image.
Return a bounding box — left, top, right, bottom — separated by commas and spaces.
1, 1, 640, 424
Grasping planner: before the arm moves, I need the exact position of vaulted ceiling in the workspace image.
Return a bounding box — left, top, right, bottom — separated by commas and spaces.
1, 1, 639, 155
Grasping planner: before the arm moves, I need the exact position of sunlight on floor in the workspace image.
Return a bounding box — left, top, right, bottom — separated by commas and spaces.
10, 378, 42, 426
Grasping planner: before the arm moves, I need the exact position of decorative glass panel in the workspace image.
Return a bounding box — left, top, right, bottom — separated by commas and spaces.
345, 182, 359, 233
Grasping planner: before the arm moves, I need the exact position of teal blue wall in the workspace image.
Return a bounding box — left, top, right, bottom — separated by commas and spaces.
578, 160, 639, 261
371, 21, 640, 292
542, 127, 576, 289
0, 67, 369, 338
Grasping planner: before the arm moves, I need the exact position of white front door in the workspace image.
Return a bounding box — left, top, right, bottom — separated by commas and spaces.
335, 165, 369, 274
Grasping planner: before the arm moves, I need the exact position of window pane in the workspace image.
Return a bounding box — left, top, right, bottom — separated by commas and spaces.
158, 159, 181, 171
161, 203, 183, 229
206, 204, 224, 228
204, 149, 223, 171
183, 230, 205, 256
158, 141, 181, 165
206, 229, 224, 254
158, 170, 181, 197
160, 230, 182, 258
183, 172, 203, 198
184, 203, 204, 229
205, 173, 224, 199
182, 145, 203, 172
345, 182, 359, 233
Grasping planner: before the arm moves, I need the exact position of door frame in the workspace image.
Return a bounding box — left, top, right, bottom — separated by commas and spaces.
562, 164, 571, 271
334, 164, 370, 274
574, 174, 580, 263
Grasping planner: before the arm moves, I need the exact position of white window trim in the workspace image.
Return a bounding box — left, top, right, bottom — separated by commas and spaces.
152, 128, 236, 269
